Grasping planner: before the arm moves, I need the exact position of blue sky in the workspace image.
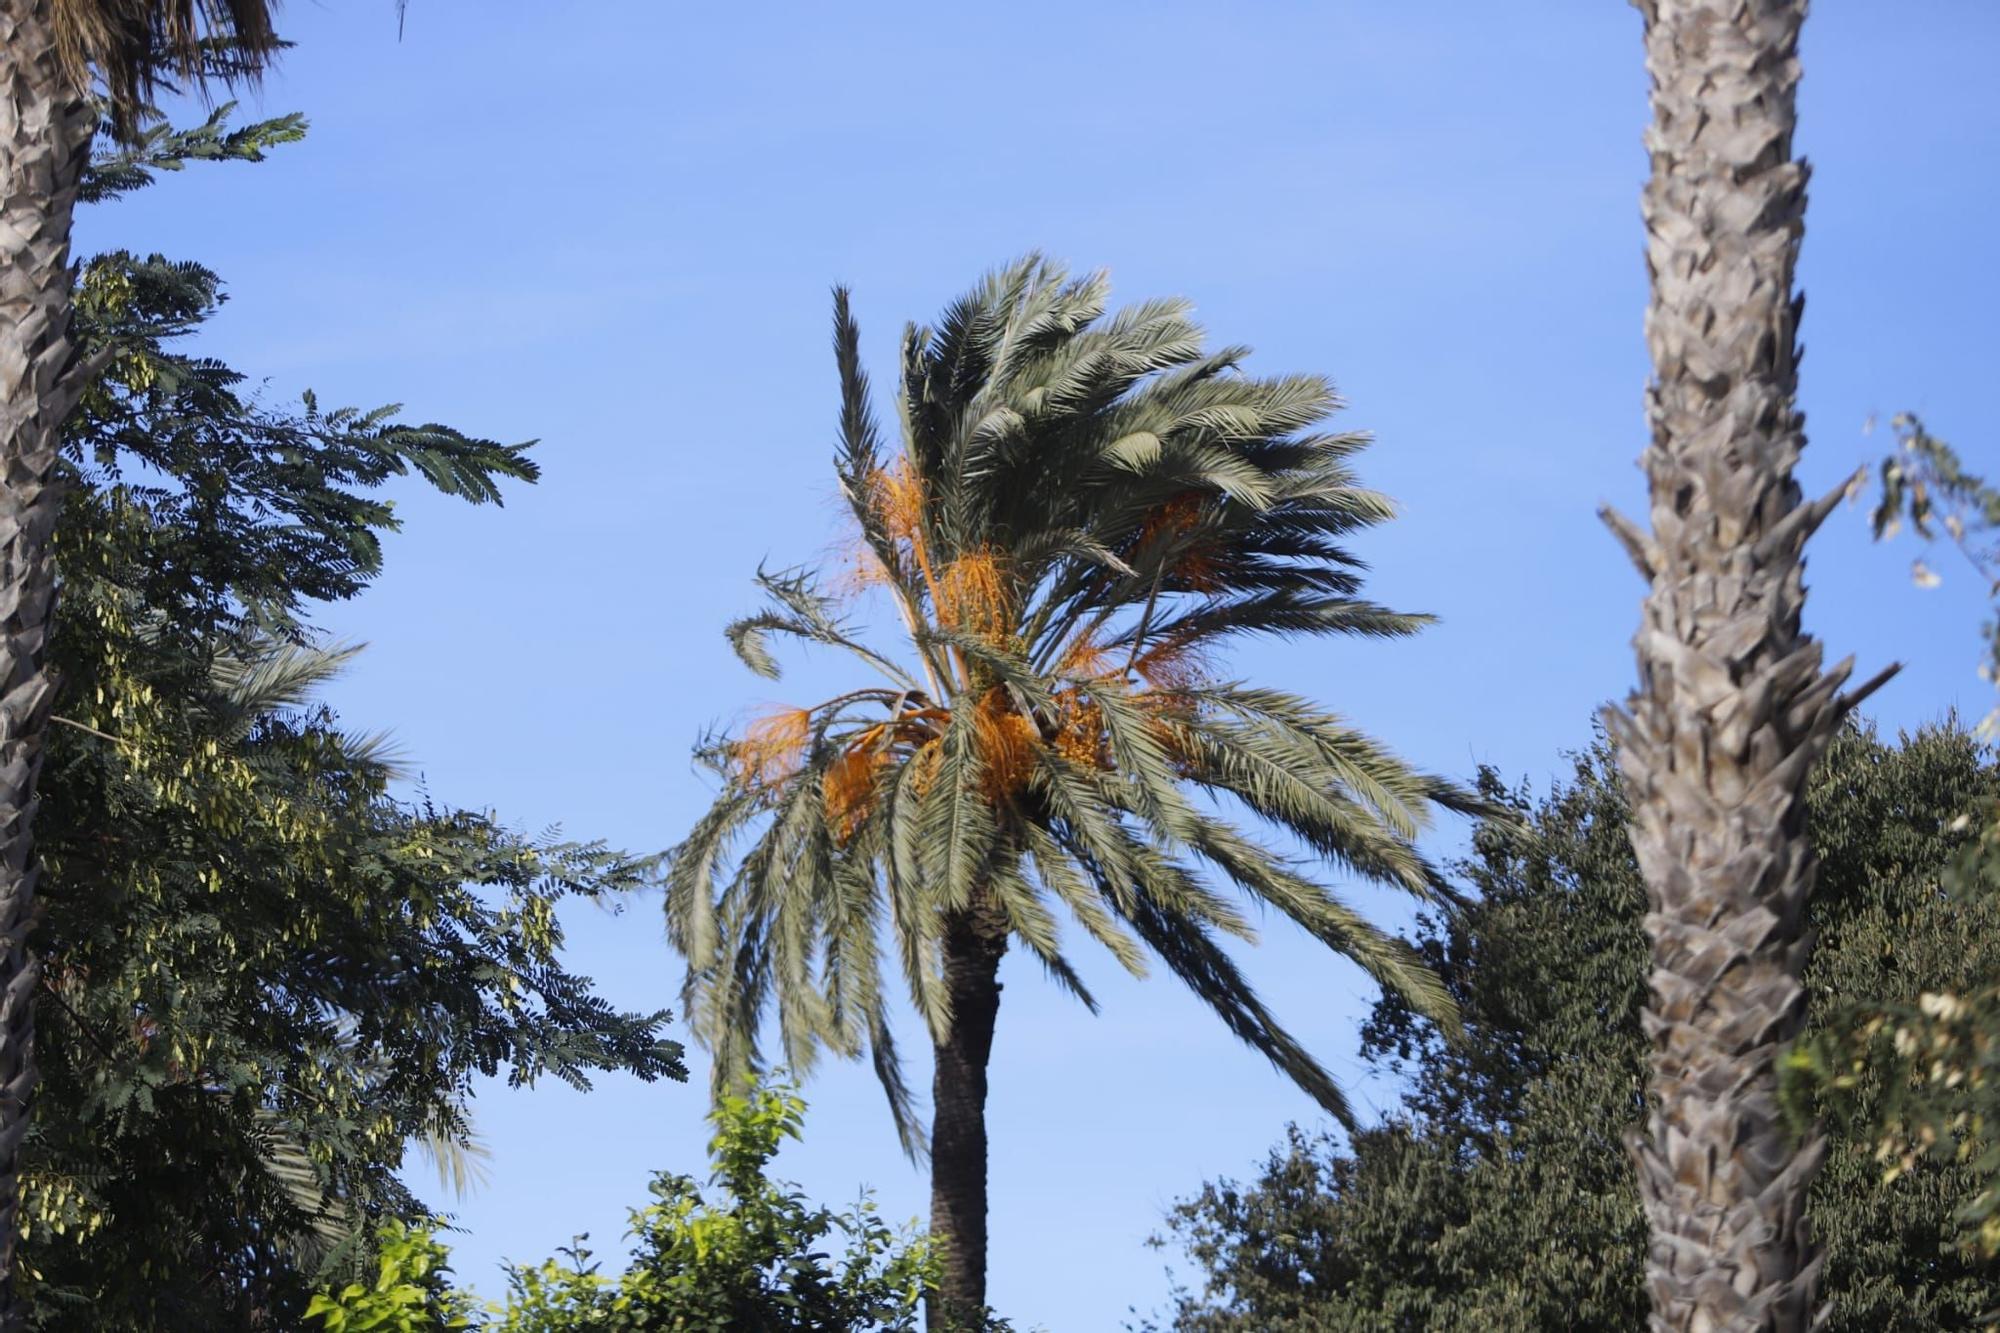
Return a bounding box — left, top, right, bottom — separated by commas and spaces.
84, 2, 1998, 1327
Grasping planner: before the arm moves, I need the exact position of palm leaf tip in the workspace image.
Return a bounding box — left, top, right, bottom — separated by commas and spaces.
724, 616, 785, 679
831, 284, 883, 476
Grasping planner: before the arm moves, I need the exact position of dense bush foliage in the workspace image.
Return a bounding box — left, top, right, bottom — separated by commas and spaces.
1789, 414, 2000, 1255
310, 1082, 954, 1332
1145, 723, 2000, 1331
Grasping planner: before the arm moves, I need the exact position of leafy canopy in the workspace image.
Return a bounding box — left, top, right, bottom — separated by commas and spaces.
17, 110, 684, 1327
310, 1081, 949, 1333
1143, 723, 2000, 1331
304, 1221, 479, 1333
1784, 414, 2000, 1257
666, 254, 1484, 1147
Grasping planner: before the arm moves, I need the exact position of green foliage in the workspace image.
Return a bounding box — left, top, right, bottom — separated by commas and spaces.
16, 112, 685, 1327
491, 1081, 941, 1331
305, 1221, 478, 1332
668, 255, 1486, 1144
1144, 724, 2000, 1331
311, 1082, 955, 1332
79, 102, 307, 204
1865, 413, 2000, 731
68, 147, 538, 637
1782, 413, 2000, 1259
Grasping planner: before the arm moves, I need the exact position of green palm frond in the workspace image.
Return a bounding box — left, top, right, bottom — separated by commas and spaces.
211, 637, 360, 720
203, 635, 409, 783
1123, 897, 1356, 1130
415, 1121, 493, 1199
916, 708, 997, 918
247, 1105, 368, 1270
663, 256, 1475, 1150
883, 755, 950, 1043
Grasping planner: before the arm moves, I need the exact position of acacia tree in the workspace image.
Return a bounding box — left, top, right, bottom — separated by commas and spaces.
12, 110, 686, 1326
1, 2, 287, 1308
1605, 3, 1892, 1327
664, 256, 1481, 1325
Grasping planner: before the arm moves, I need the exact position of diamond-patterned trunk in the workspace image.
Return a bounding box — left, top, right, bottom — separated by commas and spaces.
0, 0, 93, 1317
1609, 2, 1891, 1329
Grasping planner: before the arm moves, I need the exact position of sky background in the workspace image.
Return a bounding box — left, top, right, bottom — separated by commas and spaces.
80, 2, 1999, 1327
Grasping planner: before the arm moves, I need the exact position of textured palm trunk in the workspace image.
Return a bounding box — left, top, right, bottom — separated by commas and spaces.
925, 904, 1007, 1333
0, 0, 93, 1314
1608, 2, 1891, 1329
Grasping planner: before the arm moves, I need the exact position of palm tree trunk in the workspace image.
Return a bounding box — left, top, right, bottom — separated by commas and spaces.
926, 904, 1007, 1332
1608, 2, 1891, 1329
0, 0, 93, 1313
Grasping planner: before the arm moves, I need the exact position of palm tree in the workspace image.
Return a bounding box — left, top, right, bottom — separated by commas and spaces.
0, 0, 279, 1309
1606, 4, 1894, 1328
665, 256, 1483, 1326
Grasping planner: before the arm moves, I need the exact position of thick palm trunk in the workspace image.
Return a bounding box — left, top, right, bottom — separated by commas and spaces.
1608, 2, 1889, 1329
0, 0, 93, 1312
926, 905, 1007, 1332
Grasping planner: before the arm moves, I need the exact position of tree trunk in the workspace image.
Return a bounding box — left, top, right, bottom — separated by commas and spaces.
0, 0, 92, 1316
926, 903, 1007, 1332
1609, 2, 1890, 1329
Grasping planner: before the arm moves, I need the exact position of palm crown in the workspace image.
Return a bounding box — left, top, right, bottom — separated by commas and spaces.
666, 256, 1477, 1149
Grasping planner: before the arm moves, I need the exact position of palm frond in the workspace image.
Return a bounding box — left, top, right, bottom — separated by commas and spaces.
885, 755, 950, 1042
665, 256, 1475, 1142
211, 637, 360, 721
247, 1105, 366, 1268
916, 706, 997, 917
1186, 816, 1458, 1033
1124, 898, 1356, 1130
832, 285, 884, 483
989, 859, 1095, 1012
867, 1003, 926, 1161
414, 1120, 494, 1199
725, 565, 920, 689
1023, 824, 1149, 980
56, 0, 283, 126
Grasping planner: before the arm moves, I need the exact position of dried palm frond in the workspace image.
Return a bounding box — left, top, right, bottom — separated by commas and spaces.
54, 0, 283, 124
729, 707, 810, 790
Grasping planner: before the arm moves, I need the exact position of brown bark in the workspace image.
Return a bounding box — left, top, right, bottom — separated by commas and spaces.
925, 903, 1007, 1332
0, 0, 92, 1318
1609, 2, 1891, 1329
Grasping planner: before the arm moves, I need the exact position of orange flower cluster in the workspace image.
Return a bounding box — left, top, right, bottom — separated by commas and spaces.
777, 682, 1191, 843
906, 737, 944, 800
868, 458, 927, 545
972, 688, 1040, 800
831, 540, 893, 596
1050, 691, 1108, 770
935, 551, 1012, 642
1133, 637, 1210, 693
822, 743, 887, 844
1138, 490, 1223, 592
1055, 631, 1114, 679
740, 463, 1235, 844
729, 707, 811, 789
